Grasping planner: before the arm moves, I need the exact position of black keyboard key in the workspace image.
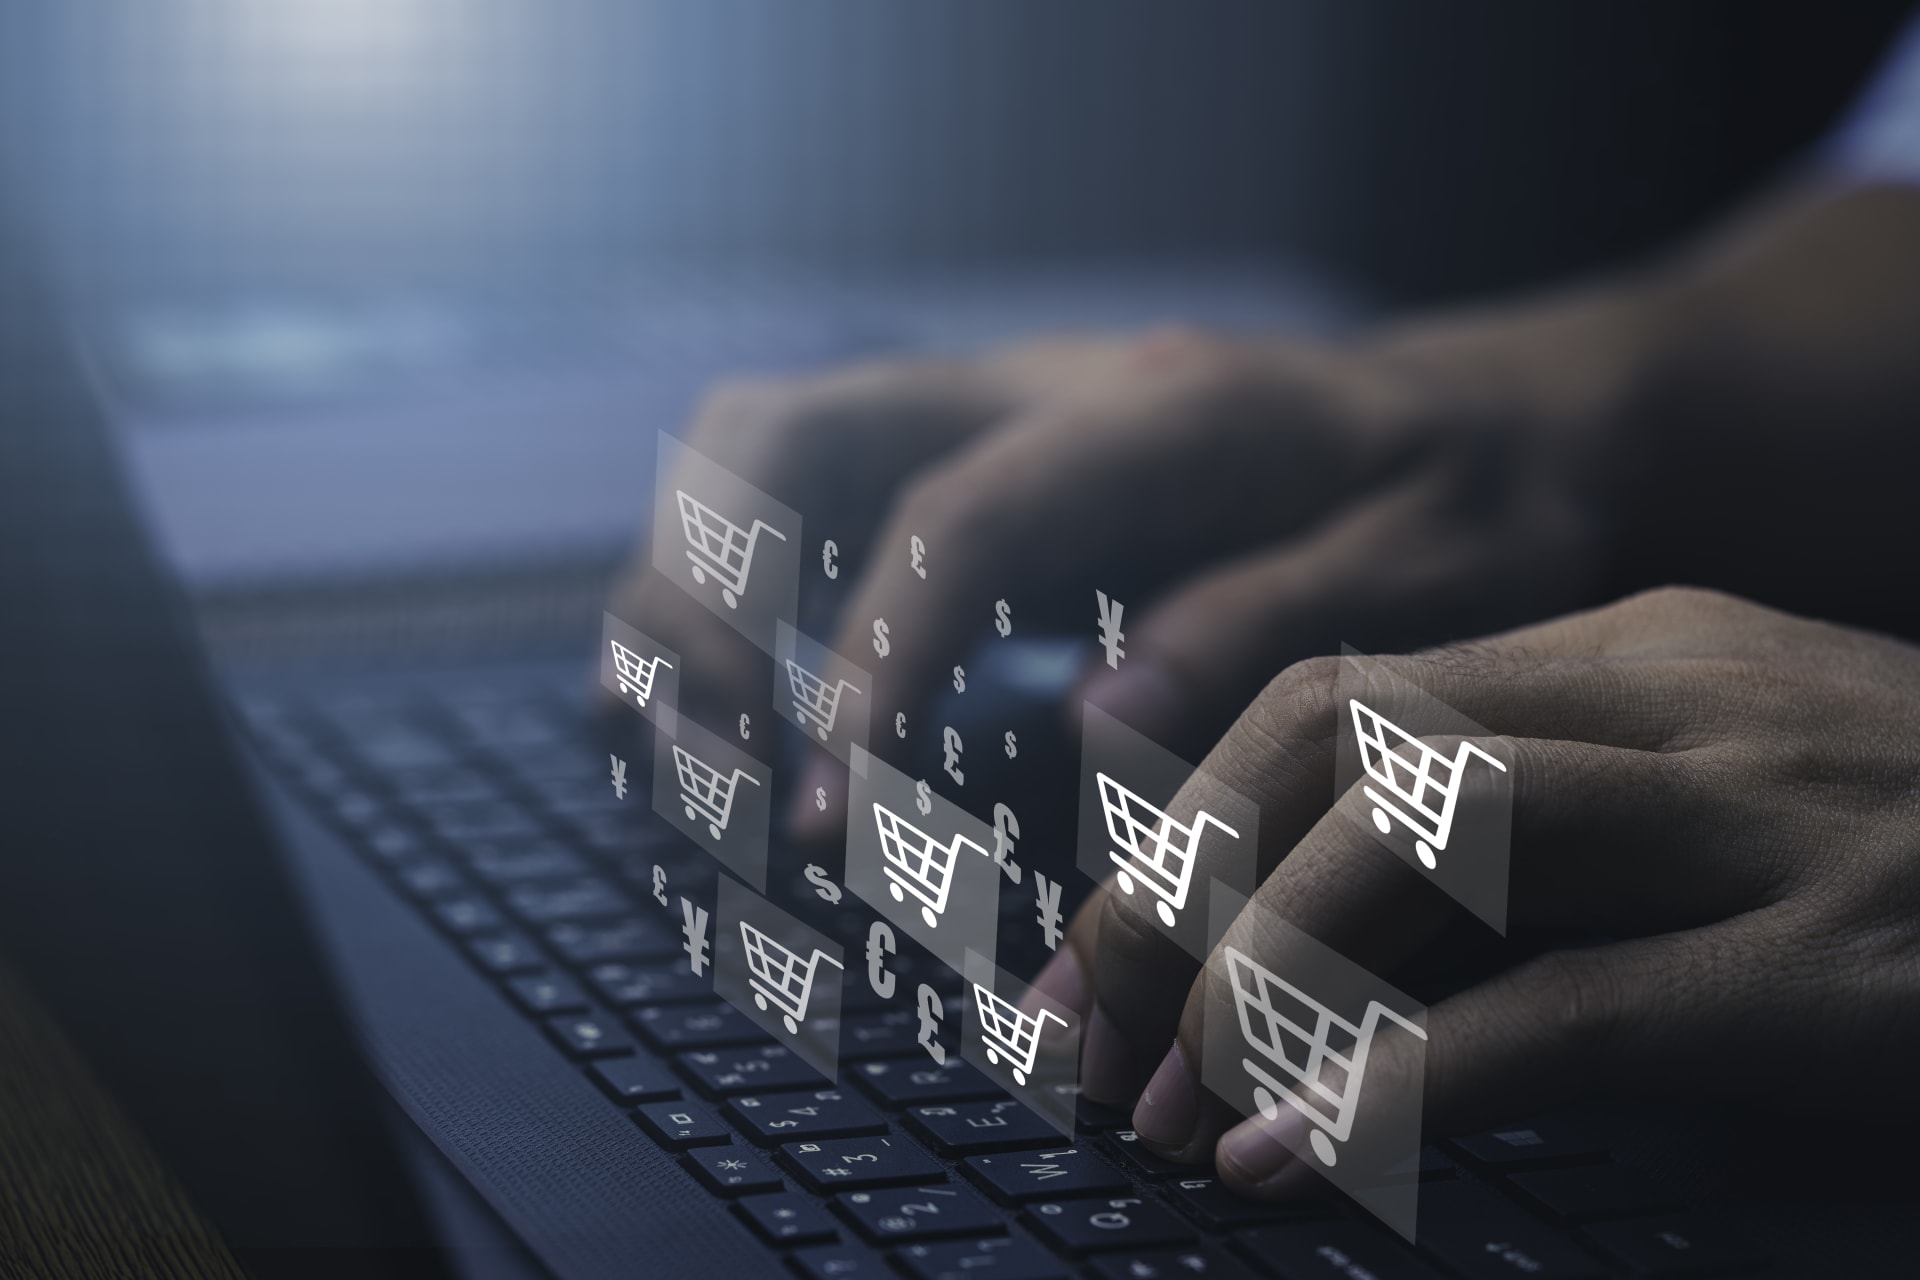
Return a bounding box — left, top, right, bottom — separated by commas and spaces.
905, 1100, 1060, 1155
1509, 1164, 1683, 1223
683, 1144, 784, 1196
506, 971, 590, 1014
730, 1089, 887, 1145
543, 1011, 635, 1059
432, 895, 504, 934
547, 917, 677, 965
506, 877, 633, 926
896, 1236, 1060, 1280
840, 1008, 933, 1059
680, 1045, 828, 1097
1448, 1121, 1607, 1170
445, 699, 565, 748
589, 961, 711, 1007
467, 842, 589, 886
1107, 1129, 1199, 1181
1234, 1222, 1442, 1280
327, 790, 389, 829
469, 933, 547, 975
363, 824, 424, 863
849, 1058, 1000, 1108
1582, 1217, 1759, 1276
790, 1242, 889, 1280
782, 1135, 943, 1192
634, 1100, 731, 1149
1075, 1095, 1133, 1134
397, 860, 468, 899
1414, 1182, 1607, 1279
588, 1055, 681, 1104
385, 766, 498, 806
836, 1182, 1003, 1243
1089, 1245, 1255, 1279
420, 800, 541, 843
1026, 1196, 1194, 1254
633, 1001, 772, 1052
963, 1147, 1129, 1204
735, 1192, 838, 1246
1165, 1176, 1324, 1230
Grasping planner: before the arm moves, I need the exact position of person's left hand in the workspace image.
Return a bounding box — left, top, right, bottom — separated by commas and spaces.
1032, 585, 1920, 1197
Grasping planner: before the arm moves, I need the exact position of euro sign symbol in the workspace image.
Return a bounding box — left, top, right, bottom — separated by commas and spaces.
915, 779, 933, 816
680, 898, 711, 976
910, 535, 926, 578
915, 983, 946, 1065
895, 711, 907, 738
804, 864, 841, 904
652, 864, 669, 907
1096, 590, 1126, 668
866, 920, 896, 1000
1034, 873, 1064, 951
872, 618, 890, 658
994, 598, 1012, 637
953, 665, 966, 694
1004, 731, 1017, 759
993, 802, 1022, 884
822, 539, 839, 579
942, 726, 964, 786
739, 713, 751, 740
816, 786, 827, 811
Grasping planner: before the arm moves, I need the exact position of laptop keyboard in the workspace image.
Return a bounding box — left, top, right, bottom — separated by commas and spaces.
235, 674, 1760, 1280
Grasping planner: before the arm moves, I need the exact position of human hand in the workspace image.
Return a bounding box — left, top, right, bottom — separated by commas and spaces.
1043, 586, 1920, 1196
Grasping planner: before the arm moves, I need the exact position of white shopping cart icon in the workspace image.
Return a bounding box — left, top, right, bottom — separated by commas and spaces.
739, 920, 843, 1034
1350, 699, 1506, 870
677, 489, 787, 609
1225, 946, 1426, 1168
609, 640, 672, 709
972, 982, 1067, 1087
872, 803, 992, 929
674, 745, 760, 840
786, 659, 861, 741
1098, 772, 1239, 929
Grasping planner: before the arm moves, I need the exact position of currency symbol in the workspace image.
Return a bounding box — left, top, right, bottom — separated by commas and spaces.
910, 535, 926, 578
942, 727, 964, 786
914, 779, 933, 816
895, 711, 907, 738
739, 713, 751, 739
992, 802, 1022, 885
994, 598, 1012, 638
915, 983, 947, 1065
1004, 731, 1017, 759
680, 898, 711, 976
804, 864, 842, 904
952, 665, 966, 694
1034, 873, 1064, 951
816, 786, 828, 811
872, 618, 891, 658
1096, 590, 1126, 668
609, 753, 628, 799
866, 920, 896, 1000
652, 864, 669, 907
822, 539, 839, 579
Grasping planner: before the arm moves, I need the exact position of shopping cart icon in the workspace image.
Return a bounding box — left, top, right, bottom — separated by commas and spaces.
608, 640, 673, 709
1350, 699, 1506, 870
739, 920, 843, 1034
972, 982, 1068, 1087
872, 803, 992, 929
677, 489, 787, 609
1225, 946, 1426, 1168
673, 745, 761, 840
1097, 772, 1239, 929
786, 659, 861, 741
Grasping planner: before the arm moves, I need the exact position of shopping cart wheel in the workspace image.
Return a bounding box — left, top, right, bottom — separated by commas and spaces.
921, 906, 939, 929
1309, 1131, 1337, 1166
708, 822, 723, 840
690, 564, 707, 585
685, 803, 698, 822
1254, 1086, 1280, 1123
722, 588, 739, 609
1115, 870, 1136, 896
754, 993, 768, 1012
1415, 841, 1437, 870
1156, 901, 1177, 928
985, 1047, 999, 1067
890, 883, 906, 903
783, 1015, 799, 1035
816, 727, 829, 742
1012, 1068, 1028, 1087
1371, 807, 1392, 835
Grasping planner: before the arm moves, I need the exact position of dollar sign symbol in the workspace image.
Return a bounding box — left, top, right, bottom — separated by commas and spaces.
895, 711, 907, 738
915, 983, 946, 1065
816, 786, 827, 811
992, 803, 1022, 884
952, 665, 966, 694
739, 713, 751, 740
822, 539, 839, 579
909, 535, 926, 579
804, 864, 842, 904
915, 779, 932, 816
866, 921, 896, 1000
942, 727, 965, 786
994, 598, 1012, 637
1004, 730, 1017, 759
652, 864, 669, 907
872, 618, 890, 658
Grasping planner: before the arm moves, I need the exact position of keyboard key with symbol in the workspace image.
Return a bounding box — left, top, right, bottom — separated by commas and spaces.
1235, 1222, 1443, 1280
1088, 1245, 1255, 1279
679, 1045, 826, 1097
1025, 1196, 1195, 1254
634, 1100, 731, 1149
1582, 1216, 1759, 1276
505, 971, 589, 1014
1415, 1182, 1607, 1279
543, 1012, 634, 1058
962, 1148, 1129, 1204
734, 1193, 838, 1246
632, 1001, 771, 1052
682, 1144, 783, 1196
849, 1059, 999, 1108
782, 1135, 943, 1192
904, 1100, 1059, 1154
790, 1243, 889, 1280
728, 1089, 886, 1144
587, 1056, 681, 1104
835, 1182, 1003, 1242
896, 1235, 1060, 1280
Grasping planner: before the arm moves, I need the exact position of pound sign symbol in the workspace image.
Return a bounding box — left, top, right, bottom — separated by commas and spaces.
909, 536, 926, 579
992, 803, 1022, 885
915, 983, 947, 1065
652, 864, 669, 907
942, 726, 965, 786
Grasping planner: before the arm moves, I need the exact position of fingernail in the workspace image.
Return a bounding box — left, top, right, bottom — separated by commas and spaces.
1132, 1044, 1198, 1151
1027, 948, 1089, 1017
1084, 662, 1183, 739
1217, 1107, 1308, 1191
785, 757, 842, 838
1078, 1004, 1140, 1106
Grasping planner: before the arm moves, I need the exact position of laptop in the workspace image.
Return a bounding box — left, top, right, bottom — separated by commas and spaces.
4, 213, 1916, 1280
